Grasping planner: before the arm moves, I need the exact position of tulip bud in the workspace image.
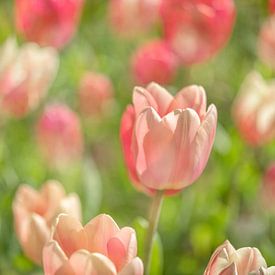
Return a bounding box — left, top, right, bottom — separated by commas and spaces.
120, 82, 217, 195
43, 214, 143, 275
15, 0, 84, 49
159, 0, 236, 65
13, 181, 81, 265
0, 38, 58, 118
232, 71, 275, 146
78, 72, 114, 118
108, 0, 160, 37
36, 104, 83, 168
204, 240, 267, 275
131, 40, 178, 85
258, 15, 275, 70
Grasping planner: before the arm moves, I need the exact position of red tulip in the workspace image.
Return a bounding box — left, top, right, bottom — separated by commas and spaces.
159, 0, 236, 65
13, 181, 81, 265
131, 40, 178, 85
15, 0, 84, 49
0, 38, 58, 118
108, 0, 160, 37
204, 240, 268, 275
43, 214, 143, 275
120, 83, 217, 195
232, 71, 275, 146
36, 104, 83, 168
258, 15, 275, 70
270, 0, 275, 13
79, 72, 114, 118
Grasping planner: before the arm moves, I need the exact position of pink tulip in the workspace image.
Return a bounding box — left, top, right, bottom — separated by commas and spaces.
159, 0, 236, 65
15, 0, 84, 49
232, 71, 275, 146
36, 104, 83, 168
120, 82, 217, 195
79, 72, 114, 118
258, 15, 275, 70
204, 240, 268, 275
0, 38, 58, 118
108, 0, 160, 37
270, 0, 275, 13
131, 40, 178, 85
13, 180, 81, 265
43, 214, 143, 275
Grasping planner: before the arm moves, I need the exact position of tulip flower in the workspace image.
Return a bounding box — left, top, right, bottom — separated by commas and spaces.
15, 0, 84, 49
43, 214, 143, 275
36, 104, 83, 168
270, 0, 275, 13
108, 0, 160, 37
78, 72, 114, 118
232, 71, 275, 146
204, 240, 270, 275
131, 40, 178, 85
258, 15, 275, 70
120, 82, 217, 195
159, 0, 236, 65
0, 38, 58, 118
13, 181, 81, 265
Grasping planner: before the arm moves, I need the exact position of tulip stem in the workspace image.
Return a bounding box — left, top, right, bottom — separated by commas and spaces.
143, 190, 164, 275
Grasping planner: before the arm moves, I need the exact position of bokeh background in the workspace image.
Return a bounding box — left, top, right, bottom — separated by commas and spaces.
0, 1, 275, 274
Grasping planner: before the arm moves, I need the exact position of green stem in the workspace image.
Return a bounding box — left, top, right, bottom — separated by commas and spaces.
143, 190, 164, 275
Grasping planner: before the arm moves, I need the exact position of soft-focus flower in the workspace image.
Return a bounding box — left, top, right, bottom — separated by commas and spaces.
232, 71, 275, 146
0, 38, 58, 118
258, 15, 275, 69
15, 0, 84, 49
261, 163, 275, 211
120, 82, 217, 195
43, 214, 143, 275
108, 0, 160, 37
204, 240, 269, 275
79, 72, 114, 118
36, 104, 83, 168
131, 40, 178, 85
13, 181, 81, 265
159, 0, 236, 65
270, 0, 275, 13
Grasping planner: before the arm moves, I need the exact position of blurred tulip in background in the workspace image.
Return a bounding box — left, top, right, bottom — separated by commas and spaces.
43, 214, 143, 275
270, 0, 275, 13
159, 0, 236, 65
232, 71, 275, 146
15, 0, 84, 49
120, 83, 217, 195
131, 40, 178, 85
13, 181, 81, 265
36, 104, 83, 168
78, 72, 114, 118
0, 38, 58, 118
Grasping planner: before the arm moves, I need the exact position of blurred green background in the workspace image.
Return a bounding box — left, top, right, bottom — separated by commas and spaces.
0, 1, 275, 274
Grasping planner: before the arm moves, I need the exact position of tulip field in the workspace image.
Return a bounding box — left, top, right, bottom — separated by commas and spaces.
1, 0, 275, 274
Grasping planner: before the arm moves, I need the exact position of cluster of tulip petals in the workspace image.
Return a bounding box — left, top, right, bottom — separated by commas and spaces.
120, 83, 217, 194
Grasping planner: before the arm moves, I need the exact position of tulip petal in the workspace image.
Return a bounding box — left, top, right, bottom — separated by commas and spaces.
43, 240, 68, 275
84, 214, 120, 255
219, 262, 238, 275
59, 193, 82, 222
119, 257, 144, 275
53, 214, 88, 257
69, 251, 116, 275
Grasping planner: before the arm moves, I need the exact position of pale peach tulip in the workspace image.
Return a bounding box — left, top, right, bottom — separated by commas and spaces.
36, 104, 83, 168
0, 38, 58, 118
43, 214, 143, 275
257, 266, 275, 275
108, 0, 160, 37
79, 72, 114, 118
15, 0, 84, 49
159, 0, 236, 65
13, 180, 81, 265
120, 82, 217, 195
258, 15, 275, 69
131, 40, 178, 85
232, 71, 275, 146
204, 240, 268, 275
